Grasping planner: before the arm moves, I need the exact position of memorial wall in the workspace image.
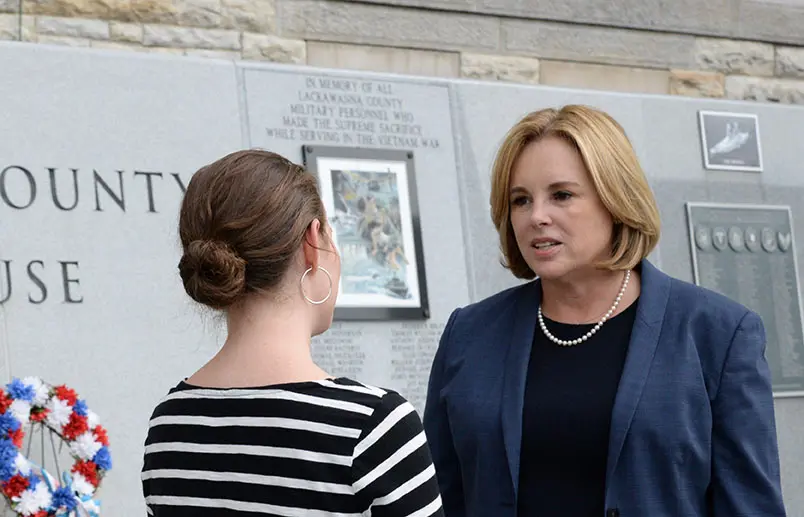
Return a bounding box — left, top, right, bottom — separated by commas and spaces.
1, 41, 803, 516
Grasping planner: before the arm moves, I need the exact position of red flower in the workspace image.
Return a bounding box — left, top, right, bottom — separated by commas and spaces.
32, 512, 48, 517
54, 385, 78, 406
0, 392, 11, 413
30, 408, 49, 422
92, 426, 109, 446
72, 460, 99, 487
8, 427, 24, 448
62, 412, 89, 441
2, 474, 29, 498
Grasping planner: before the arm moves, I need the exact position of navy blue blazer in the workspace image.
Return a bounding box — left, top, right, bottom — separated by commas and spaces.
423, 260, 786, 517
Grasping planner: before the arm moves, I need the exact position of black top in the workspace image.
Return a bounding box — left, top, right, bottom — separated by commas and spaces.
141, 377, 444, 517
517, 299, 639, 517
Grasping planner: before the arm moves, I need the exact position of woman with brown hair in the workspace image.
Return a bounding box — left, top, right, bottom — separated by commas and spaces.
423, 105, 786, 517
141, 150, 444, 517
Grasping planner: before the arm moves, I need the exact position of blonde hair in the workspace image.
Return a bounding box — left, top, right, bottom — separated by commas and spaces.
490, 105, 661, 279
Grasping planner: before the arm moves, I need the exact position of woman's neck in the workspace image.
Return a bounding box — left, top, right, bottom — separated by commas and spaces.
539, 267, 640, 324
186, 297, 330, 388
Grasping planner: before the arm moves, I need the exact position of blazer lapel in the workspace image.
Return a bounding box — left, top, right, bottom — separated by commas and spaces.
501, 279, 540, 502
605, 260, 671, 486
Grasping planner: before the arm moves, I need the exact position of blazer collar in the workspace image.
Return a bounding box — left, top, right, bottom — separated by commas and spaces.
500, 260, 671, 502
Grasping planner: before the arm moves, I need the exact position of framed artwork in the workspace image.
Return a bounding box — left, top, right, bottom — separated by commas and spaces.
302, 145, 430, 321
698, 110, 763, 172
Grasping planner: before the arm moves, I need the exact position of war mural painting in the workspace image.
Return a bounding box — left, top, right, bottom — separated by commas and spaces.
302, 146, 430, 320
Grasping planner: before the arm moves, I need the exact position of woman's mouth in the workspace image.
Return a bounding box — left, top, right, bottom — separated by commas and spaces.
532, 240, 561, 249
531, 239, 562, 257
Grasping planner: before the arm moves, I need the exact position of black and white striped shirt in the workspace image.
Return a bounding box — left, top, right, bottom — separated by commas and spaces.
141, 377, 444, 516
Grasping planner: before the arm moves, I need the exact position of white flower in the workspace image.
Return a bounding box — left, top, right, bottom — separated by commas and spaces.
22, 377, 49, 406
81, 498, 101, 515
45, 397, 72, 430
72, 472, 95, 496
70, 431, 102, 461
14, 453, 31, 476
86, 410, 100, 429
9, 399, 31, 427
14, 483, 51, 516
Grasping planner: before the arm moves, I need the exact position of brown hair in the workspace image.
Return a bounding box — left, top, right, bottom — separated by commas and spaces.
177, 149, 327, 309
490, 105, 661, 279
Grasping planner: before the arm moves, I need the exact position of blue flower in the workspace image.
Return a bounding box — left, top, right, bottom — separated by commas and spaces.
73, 399, 88, 417
26, 472, 40, 490
0, 412, 20, 435
51, 486, 78, 511
5, 378, 34, 403
92, 446, 112, 471
0, 438, 18, 481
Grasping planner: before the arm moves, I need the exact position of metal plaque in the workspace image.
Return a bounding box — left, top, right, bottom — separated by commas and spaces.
686, 202, 804, 396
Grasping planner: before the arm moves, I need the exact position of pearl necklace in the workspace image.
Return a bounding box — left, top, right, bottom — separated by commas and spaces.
537, 269, 631, 347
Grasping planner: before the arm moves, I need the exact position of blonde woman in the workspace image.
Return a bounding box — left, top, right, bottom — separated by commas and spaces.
423, 105, 786, 517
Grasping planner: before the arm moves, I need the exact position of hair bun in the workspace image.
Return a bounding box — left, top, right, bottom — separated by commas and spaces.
178, 239, 247, 309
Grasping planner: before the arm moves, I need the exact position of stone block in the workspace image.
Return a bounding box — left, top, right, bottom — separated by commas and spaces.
460, 53, 539, 84
0, 13, 17, 39
242, 32, 305, 64
0, 0, 17, 13
277, 0, 500, 52
725, 75, 804, 104
21, 0, 177, 24
171, 0, 222, 28
307, 41, 459, 77
184, 47, 240, 59
143, 24, 240, 50
89, 39, 149, 52
110, 21, 142, 43
502, 19, 696, 69
538, 60, 669, 94
21, 14, 35, 40
89, 39, 186, 55
37, 15, 109, 39
24, 0, 276, 30
37, 33, 90, 46
694, 37, 774, 76
669, 69, 724, 98
221, 0, 275, 33
776, 47, 804, 79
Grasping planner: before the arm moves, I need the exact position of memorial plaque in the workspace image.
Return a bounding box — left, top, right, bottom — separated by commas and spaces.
698, 111, 763, 172
686, 202, 804, 396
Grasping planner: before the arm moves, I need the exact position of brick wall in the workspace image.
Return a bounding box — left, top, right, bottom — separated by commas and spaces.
1, 0, 803, 104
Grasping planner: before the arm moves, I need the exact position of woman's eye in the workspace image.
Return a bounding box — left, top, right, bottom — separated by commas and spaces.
553, 191, 572, 201
511, 196, 528, 206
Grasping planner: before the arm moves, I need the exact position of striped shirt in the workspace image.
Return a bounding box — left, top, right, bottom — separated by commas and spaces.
141, 377, 444, 517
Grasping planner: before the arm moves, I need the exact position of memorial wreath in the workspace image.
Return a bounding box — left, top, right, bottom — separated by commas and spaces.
0, 377, 111, 516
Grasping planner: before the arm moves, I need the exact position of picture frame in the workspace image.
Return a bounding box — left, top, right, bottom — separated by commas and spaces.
302, 145, 430, 321
697, 110, 763, 172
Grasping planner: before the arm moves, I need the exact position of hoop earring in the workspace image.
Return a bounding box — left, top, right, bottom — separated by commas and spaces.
301, 266, 332, 305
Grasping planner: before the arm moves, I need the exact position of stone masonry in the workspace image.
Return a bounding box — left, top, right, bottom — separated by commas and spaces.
1, 0, 804, 104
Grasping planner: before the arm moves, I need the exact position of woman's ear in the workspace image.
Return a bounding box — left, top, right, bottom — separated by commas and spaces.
302, 218, 322, 270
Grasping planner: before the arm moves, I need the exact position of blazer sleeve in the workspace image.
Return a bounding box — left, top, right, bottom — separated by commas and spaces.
710, 310, 787, 517
423, 308, 466, 517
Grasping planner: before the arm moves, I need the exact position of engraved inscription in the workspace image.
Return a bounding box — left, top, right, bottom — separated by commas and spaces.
390, 321, 444, 410
688, 204, 804, 393
311, 323, 366, 377
265, 76, 441, 149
